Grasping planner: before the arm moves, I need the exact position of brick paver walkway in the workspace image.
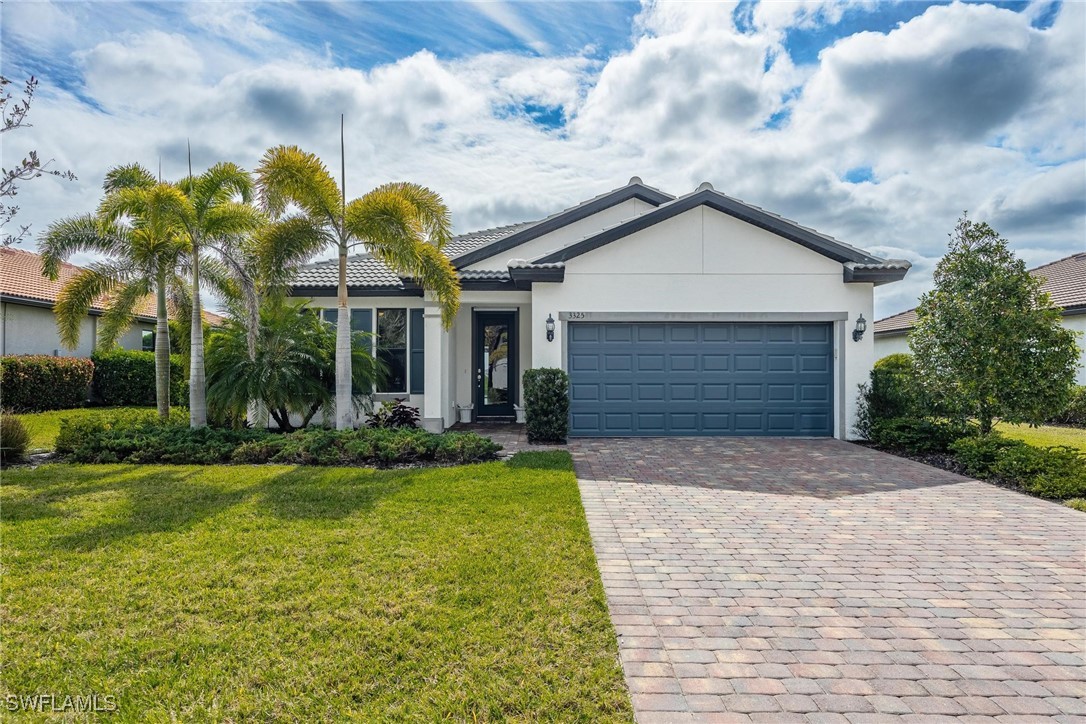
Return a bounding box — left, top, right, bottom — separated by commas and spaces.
572, 438, 1086, 723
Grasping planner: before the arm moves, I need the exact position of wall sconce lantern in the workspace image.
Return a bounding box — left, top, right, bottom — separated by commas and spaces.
852, 314, 867, 342
545, 314, 556, 342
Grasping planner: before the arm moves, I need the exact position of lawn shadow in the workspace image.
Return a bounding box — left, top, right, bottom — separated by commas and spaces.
51, 467, 255, 551
256, 466, 417, 520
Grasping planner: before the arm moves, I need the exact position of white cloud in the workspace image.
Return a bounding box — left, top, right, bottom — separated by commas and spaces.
4, 0, 1083, 319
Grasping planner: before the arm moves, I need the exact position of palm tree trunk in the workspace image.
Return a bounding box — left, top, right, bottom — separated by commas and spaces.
155, 271, 171, 421
335, 245, 353, 430
189, 247, 207, 427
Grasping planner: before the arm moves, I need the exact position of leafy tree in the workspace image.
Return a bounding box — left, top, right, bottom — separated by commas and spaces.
256, 141, 459, 430
175, 157, 261, 428
205, 300, 382, 431
910, 215, 1080, 434
39, 164, 190, 420
2, 76, 76, 246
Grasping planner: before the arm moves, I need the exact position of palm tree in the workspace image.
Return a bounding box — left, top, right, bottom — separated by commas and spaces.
206, 299, 383, 431
40, 164, 189, 420
176, 158, 260, 427
256, 141, 460, 430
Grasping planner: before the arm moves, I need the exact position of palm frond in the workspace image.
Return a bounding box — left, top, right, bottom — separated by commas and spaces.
373, 181, 453, 250
53, 268, 118, 349
255, 145, 341, 227
103, 163, 156, 193
202, 201, 263, 241
37, 214, 128, 279
256, 216, 331, 290
96, 278, 152, 349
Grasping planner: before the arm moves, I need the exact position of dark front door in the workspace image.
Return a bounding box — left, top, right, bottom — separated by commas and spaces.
474, 311, 517, 419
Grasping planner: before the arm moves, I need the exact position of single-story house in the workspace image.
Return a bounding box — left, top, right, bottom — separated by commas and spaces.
289, 178, 911, 438
0, 247, 224, 357
874, 252, 1086, 384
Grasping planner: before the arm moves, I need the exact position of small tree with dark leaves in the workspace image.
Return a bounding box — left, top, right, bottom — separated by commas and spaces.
910, 215, 1080, 434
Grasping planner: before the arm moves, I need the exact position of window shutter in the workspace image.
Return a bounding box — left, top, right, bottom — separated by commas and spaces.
351, 309, 373, 395
409, 308, 425, 394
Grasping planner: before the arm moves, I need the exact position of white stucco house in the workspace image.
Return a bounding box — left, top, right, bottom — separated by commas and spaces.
874, 252, 1086, 385
289, 179, 911, 439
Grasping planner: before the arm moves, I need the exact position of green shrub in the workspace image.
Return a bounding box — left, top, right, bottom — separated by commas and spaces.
855, 354, 925, 439
990, 444, 1086, 500
949, 435, 1025, 477
0, 413, 30, 463
950, 434, 1086, 500
1048, 385, 1086, 428
523, 368, 569, 443
870, 416, 978, 454
0, 355, 94, 412
91, 350, 187, 407
1065, 498, 1086, 512
63, 413, 502, 468
55, 407, 187, 454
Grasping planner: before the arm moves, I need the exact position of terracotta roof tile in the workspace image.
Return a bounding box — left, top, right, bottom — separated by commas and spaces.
875, 252, 1086, 335
1, 248, 222, 324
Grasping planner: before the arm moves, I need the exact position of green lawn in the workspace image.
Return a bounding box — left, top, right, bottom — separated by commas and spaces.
14, 406, 155, 453
1, 453, 632, 721
996, 422, 1086, 453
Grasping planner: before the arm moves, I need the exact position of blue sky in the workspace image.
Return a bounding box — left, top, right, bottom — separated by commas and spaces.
2, 0, 1083, 316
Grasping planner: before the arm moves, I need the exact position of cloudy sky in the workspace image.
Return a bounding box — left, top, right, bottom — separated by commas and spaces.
3, 0, 1083, 317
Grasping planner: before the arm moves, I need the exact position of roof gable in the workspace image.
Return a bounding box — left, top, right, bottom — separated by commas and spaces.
450, 179, 673, 268
534, 185, 889, 267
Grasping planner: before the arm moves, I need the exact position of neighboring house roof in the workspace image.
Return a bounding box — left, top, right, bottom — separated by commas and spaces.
874, 252, 1086, 336
288, 179, 907, 295
0, 248, 227, 325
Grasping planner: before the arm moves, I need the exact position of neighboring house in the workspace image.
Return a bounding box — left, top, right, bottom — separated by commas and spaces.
874, 252, 1086, 384
0, 248, 225, 357
289, 178, 910, 439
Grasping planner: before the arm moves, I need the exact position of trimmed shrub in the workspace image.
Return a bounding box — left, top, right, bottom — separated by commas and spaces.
950, 434, 1086, 500
367, 399, 420, 429
0, 413, 30, 463
58, 409, 501, 467
869, 416, 978, 454
55, 407, 187, 454
1048, 385, 1086, 428
0, 355, 94, 412
91, 350, 187, 407
523, 368, 569, 443
991, 444, 1086, 500
855, 354, 925, 439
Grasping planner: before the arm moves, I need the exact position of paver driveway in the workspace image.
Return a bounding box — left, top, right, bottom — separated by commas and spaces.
572, 438, 1086, 723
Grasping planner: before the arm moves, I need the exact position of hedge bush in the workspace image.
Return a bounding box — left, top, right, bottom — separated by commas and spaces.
0, 355, 94, 412
869, 416, 978, 454
91, 350, 187, 407
55, 407, 189, 455
855, 354, 929, 439
1047, 385, 1086, 428
523, 368, 569, 443
1, 412, 30, 463
57, 411, 501, 467
950, 435, 1086, 500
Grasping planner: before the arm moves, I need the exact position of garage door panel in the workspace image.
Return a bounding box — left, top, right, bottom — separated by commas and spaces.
568, 322, 833, 437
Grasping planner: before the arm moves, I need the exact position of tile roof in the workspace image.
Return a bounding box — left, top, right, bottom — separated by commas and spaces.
442, 221, 538, 259
293, 254, 406, 290
1, 247, 226, 324
874, 252, 1086, 335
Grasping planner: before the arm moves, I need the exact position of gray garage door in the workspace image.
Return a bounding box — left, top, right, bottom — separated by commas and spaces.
568, 322, 834, 437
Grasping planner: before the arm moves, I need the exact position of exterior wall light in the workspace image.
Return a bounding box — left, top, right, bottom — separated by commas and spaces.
853, 314, 867, 342
545, 313, 556, 342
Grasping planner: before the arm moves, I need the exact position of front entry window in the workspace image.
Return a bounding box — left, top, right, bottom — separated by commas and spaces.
482, 322, 510, 405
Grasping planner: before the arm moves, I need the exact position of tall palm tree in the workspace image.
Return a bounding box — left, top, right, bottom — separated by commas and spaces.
256, 142, 460, 430
40, 164, 189, 420
176, 158, 260, 427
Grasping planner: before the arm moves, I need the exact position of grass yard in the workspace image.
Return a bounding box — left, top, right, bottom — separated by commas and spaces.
996, 422, 1086, 453
1, 453, 632, 721
14, 406, 155, 453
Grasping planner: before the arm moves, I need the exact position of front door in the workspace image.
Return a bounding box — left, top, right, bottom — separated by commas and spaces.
474, 311, 517, 419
